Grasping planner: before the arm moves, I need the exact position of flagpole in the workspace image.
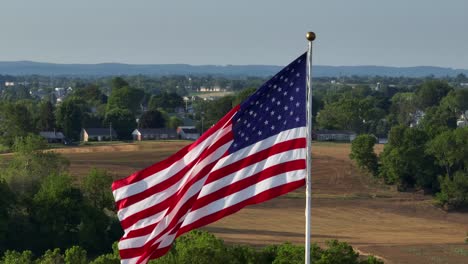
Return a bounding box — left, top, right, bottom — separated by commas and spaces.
305, 31, 315, 264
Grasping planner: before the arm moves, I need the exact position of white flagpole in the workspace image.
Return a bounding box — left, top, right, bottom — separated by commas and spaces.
305, 31, 315, 264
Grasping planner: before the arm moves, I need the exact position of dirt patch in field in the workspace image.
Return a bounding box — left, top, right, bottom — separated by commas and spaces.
47, 144, 141, 154
60, 141, 468, 264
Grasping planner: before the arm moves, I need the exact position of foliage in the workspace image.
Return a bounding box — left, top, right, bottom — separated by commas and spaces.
166, 116, 183, 129
419, 106, 457, 138
139, 110, 166, 129
270, 243, 307, 264
104, 108, 136, 140
379, 126, 440, 191
436, 171, 468, 210
350, 134, 378, 175
1, 135, 69, 196
232, 87, 257, 106
31, 174, 84, 251
317, 97, 385, 134
0, 179, 14, 252
37, 101, 56, 132
64, 246, 87, 264
315, 240, 359, 264
81, 168, 114, 210
107, 85, 145, 115
0, 250, 34, 264
35, 248, 64, 264
73, 84, 107, 105
148, 92, 184, 112
0, 102, 35, 146
426, 128, 468, 176
388, 92, 418, 126
55, 97, 89, 140
415, 80, 452, 109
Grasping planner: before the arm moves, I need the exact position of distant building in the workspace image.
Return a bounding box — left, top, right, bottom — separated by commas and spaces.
313, 130, 357, 142
177, 126, 200, 140
132, 128, 178, 141
39, 131, 65, 143
81, 128, 117, 142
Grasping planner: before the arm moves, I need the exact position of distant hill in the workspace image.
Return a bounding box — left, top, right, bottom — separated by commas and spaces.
0, 61, 467, 77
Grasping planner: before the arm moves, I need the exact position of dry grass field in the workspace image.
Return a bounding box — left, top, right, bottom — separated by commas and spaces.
52, 141, 468, 264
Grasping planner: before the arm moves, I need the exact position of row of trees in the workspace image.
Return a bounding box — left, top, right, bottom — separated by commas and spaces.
0, 77, 189, 147
0, 230, 383, 264
351, 127, 468, 210
315, 80, 467, 136
348, 80, 468, 210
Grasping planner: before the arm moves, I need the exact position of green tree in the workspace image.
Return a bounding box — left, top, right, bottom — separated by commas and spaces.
35, 248, 64, 264
31, 174, 84, 251
168, 230, 229, 264
64, 246, 87, 264
350, 134, 378, 175
107, 86, 145, 115
1, 135, 69, 197
0, 102, 35, 146
317, 97, 385, 134
379, 126, 440, 191
415, 80, 452, 109
104, 108, 136, 140
271, 243, 306, 264
0, 250, 34, 264
73, 84, 107, 104
82, 168, 114, 210
315, 240, 359, 264
56, 98, 88, 140
202, 95, 234, 131
388, 92, 418, 126
167, 116, 183, 129
139, 110, 166, 129
37, 101, 56, 131
232, 87, 257, 106
426, 128, 468, 177
148, 92, 184, 112
419, 106, 457, 138
436, 171, 468, 210
0, 179, 15, 252
111, 77, 129, 90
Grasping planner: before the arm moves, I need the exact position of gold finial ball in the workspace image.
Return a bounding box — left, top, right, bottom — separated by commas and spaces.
306, 32, 316, 41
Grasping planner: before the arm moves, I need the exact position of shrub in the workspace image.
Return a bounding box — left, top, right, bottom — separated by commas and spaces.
0, 250, 34, 264
350, 134, 378, 175
64, 246, 87, 264
436, 171, 468, 210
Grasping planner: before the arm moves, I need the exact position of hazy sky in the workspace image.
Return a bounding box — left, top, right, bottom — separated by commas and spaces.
1, 0, 467, 68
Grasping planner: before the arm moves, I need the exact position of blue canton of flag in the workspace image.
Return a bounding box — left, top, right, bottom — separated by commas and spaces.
229, 52, 307, 153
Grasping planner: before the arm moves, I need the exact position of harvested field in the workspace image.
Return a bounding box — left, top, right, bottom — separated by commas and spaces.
57, 141, 468, 264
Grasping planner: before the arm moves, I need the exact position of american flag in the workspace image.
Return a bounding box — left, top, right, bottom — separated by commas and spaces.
112, 53, 307, 264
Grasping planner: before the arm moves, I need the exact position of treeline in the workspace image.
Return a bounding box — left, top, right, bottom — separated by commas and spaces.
0, 74, 269, 98
351, 126, 468, 210
0, 230, 383, 264
349, 81, 468, 209
0, 135, 121, 257
0, 78, 258, 150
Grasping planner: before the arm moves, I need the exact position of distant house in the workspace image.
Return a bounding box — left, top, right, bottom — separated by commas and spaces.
132, 128, 178, 141
314, 130, 357, 142
177, 126, 200, 140
457, 111, 468, 128
39, 131, 65, 143
81, 128, 117, 142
